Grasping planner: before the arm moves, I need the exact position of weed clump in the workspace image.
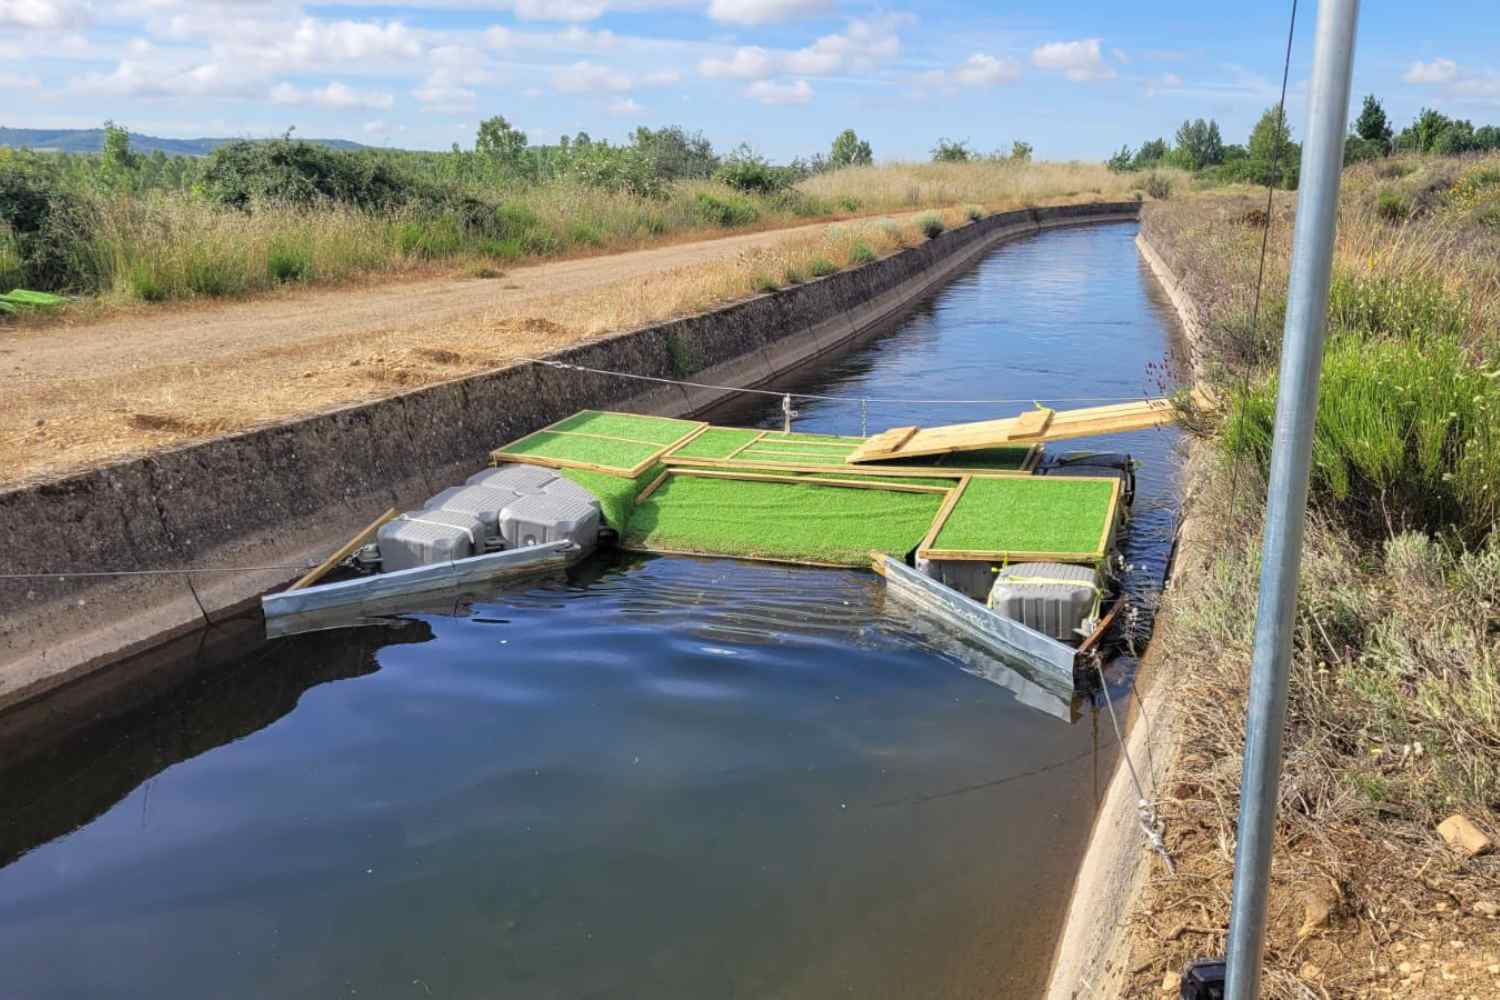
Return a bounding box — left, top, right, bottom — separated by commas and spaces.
917, 214, 945, 238
1376, 188, 1410, 221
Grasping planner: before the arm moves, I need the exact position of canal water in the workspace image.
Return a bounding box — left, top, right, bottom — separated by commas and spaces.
0, 221, 1185, 999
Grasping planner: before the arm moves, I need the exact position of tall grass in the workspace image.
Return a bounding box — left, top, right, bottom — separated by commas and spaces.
9, 159, 1178, 311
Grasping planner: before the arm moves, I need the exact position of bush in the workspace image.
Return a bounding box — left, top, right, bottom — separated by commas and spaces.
715, 154, 789, 194
1223, 332, 1500, 542
0, 153, 102, 292
809, 256, 837, 277
918, 214, 945, 238
202, 138, 416, 212
267, 239, 312, 283
767, 188, 831, 217
693, 191, 758, 227
848, 240, 876, 264
1145, 172, 1172, 200
837, 195, 861, 212
391, 217, 464, 259
965, 205, 984, 222
1376, 189, 1410, 221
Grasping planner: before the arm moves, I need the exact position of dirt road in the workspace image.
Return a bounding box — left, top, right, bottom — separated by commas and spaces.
1, 216, 889, 487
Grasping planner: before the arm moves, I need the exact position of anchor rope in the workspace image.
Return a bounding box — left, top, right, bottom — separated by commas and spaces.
518, 357, 1171, 407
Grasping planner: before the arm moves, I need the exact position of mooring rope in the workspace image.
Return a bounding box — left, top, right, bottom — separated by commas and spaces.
0, 564, 316, 580
1094, 650, 1175, 875
518, 357, 1167, 407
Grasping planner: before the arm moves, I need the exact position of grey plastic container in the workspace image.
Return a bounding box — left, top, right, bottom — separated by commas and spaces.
499, 492, 601, 551
467, 464, 558, 494
538, 474, 599, 507
986, 562, 1101, 642
915, 557, 1000, 602
377, 510, 484, 572
425, 484, 520, 539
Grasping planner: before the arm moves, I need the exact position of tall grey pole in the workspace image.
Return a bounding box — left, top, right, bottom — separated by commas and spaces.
1224, 1, 1359, 998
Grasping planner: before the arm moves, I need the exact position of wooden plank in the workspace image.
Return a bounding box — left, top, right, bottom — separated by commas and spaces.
634, 467, 673, 504
661, 455, 1033, 479
287, 508, 398, 591
847, 397, 1182, 462
671, 468, 951, 494
721, 430, 767, 461
917, 476, 972, 555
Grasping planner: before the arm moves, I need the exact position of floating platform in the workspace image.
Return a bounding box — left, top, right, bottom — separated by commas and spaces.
268, 407, 1168, 697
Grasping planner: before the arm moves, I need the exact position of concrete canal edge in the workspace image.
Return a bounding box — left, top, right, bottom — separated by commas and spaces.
1043, 223, 1214, 999
0, 201, 1141, 712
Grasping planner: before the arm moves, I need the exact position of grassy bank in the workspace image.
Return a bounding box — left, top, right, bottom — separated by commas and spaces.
0, 139, 1174, 315
1127, 153, 1500, 998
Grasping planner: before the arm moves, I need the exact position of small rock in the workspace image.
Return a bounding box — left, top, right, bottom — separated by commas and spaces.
1298, 886, 1338, 940
1161, 971, 1178, 992
302, 370, 314, 378
1475, 901, 1499, 918
1438, 814, 1493, 857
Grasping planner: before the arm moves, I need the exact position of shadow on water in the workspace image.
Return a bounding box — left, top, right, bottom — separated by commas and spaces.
0, 221, 1183, 1000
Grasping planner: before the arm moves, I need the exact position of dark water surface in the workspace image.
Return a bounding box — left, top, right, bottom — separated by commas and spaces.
0, 222, 1185, 999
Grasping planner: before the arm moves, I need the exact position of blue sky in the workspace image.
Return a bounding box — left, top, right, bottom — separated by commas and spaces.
2, 0, 1498, 160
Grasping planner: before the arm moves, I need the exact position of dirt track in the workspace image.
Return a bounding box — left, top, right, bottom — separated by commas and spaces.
1, 217, 885, 488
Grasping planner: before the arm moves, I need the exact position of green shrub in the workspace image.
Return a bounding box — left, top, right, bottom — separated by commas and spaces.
478, 238, 525, 261
1223, 333, 1500, 541
0, 154, 102, 292
965, 205, 984, 222
202, 138, 416, 211
837, 196, 861, 212
1376, 189, 1410, 221
848, 241, 876, 264
1325, 271, 1469, 343
781, 263, 806, 285
693, 191, 758, 227
392, 218, 464, 259
1145, 172, 1172, 200
918, 214, 945, 238
1475, 202, 1500, 229
127, 261, 168, 302
752, 271, 780, 293
768, 188, 831, 217
567, 222, 604, 247
267, 239, 312, 282
492, 202, 542, 239
715, 154, 789, 194
809, 256, 837, 277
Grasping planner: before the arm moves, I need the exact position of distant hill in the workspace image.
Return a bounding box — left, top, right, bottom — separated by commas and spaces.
0, 127, 368, 156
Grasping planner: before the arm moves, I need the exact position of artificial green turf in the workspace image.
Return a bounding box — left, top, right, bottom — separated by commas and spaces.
793, 471, 957, 487
735, 446, 853, 467
932, 477, 1115, 557
625, 475, 945, 566
669, 427, 760, 459
500, 430, 661, 469
760, 431, 867, 445
547, 410, 699, 445
559, 465, 660, 530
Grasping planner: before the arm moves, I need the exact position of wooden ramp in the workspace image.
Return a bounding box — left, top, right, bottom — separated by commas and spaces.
847, 395, 1191, 463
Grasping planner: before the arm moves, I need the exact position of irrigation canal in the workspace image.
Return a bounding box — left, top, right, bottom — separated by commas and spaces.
0, 221, 1186, 999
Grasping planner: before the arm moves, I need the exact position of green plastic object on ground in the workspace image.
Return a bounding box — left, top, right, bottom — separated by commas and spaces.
0, 289, 67, 314
931, 476, 1117, 559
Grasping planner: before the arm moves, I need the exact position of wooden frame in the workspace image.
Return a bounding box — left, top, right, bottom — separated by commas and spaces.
916, 474, 1123, 564
658, 445, 1040, 479
490, 410, 708, 478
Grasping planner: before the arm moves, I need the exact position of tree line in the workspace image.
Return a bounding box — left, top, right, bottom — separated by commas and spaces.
1108, 95, 1500, 190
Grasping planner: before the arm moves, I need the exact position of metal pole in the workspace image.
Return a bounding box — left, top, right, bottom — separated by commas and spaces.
1224, 2, 1359, 997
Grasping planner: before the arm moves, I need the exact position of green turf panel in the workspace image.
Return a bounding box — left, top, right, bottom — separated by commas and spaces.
793, 471, 957, 487
750, 438, 857, 451
735, 446, 852, 467
625, 476, 944, 566
559, 465, 660, 530
932, 477, 1115, 556
547, 410, 699, 445
760, 431, 867, 445
669, 427, 761, 459
501, 430, 661, 469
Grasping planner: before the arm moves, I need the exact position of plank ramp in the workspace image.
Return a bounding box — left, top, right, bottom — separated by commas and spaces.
846, 394, 1195, 463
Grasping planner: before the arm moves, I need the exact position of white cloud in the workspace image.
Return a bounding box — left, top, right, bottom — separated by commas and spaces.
642, 69, 680, 86
270, 80, 394, 110
363, 119, 406, 135
514, 0, 607, 20
700, 15, 906, 80
953, 53, 1021, 87
0, 0, 90, 30
1031, 38, 1116, 82
700, 45, 775, 79
1111, 47, 1128, 64
746, 77, 812, 105
707, 0, 832, 26
75, 58, 260, 99
412, 67, 477, 112
608, 96, 643, 115
1160, 72, 1182, 86
552, 59, 632, 93
1403, 57, 1458, 85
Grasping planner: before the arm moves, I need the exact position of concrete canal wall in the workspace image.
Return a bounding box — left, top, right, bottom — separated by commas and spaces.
1043, 214, 1213, 1000
0, 200, 1140, 712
